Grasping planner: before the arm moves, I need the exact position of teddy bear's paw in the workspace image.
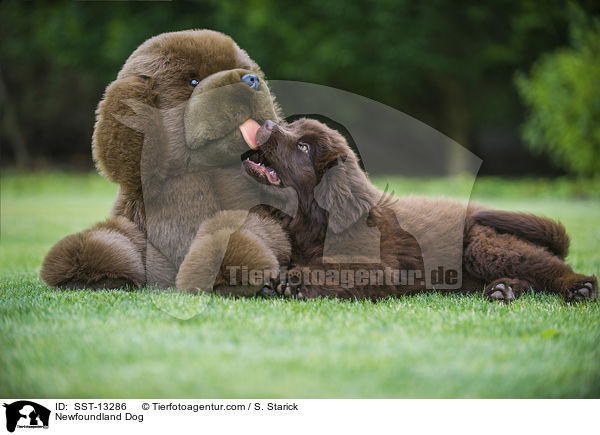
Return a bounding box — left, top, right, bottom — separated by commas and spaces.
40, 228, 145, 289
221, 229, 279, 289
176, 229, 230, 294
177, 227, 279, 296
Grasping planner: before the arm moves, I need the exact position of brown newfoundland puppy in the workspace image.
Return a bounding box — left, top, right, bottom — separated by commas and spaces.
243, 118, 597, 302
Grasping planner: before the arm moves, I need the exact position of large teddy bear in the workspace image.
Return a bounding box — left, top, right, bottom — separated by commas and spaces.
40, 30, 292, 295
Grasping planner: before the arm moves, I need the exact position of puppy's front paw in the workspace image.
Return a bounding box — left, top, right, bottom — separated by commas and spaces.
257, 280, 278, 298
275, 268, 307, 299
276, 282, 306, 299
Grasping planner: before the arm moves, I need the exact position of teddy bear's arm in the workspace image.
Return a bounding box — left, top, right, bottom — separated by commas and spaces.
40, 216, 146, 289
115, 98, 174, 202
93, 75, 172, 202
176, 210, 291, 296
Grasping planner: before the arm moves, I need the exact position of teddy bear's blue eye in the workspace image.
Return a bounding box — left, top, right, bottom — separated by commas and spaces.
297, 142, 310, 153
190, 79, 199, 87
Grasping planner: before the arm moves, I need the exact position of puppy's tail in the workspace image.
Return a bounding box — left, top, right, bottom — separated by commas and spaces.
472, 210, 570, 258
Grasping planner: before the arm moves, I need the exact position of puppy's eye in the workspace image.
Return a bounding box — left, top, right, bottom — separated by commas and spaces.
190, 79, 199, 87
297, 142, 310, 153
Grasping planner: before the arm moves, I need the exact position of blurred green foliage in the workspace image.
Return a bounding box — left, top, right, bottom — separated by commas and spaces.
0, 1, 599, 174
516, 5, 600, 176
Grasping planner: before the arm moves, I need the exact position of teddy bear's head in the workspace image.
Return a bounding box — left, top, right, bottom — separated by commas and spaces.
92, 29, 280, 192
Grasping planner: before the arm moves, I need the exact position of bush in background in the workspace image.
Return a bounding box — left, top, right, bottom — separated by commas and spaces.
516, 5, 600, 177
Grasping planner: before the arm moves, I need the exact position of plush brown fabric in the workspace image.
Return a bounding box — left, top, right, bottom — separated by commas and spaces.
177, 210, 290, 295
40, 30, 290, 293
40, 217, 146, 289
246, 118, 597, 302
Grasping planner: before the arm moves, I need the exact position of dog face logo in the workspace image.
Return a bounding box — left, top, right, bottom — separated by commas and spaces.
3, 401, 50, 432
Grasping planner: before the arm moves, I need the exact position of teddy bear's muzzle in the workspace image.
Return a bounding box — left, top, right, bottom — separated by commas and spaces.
183, 69, 276, 157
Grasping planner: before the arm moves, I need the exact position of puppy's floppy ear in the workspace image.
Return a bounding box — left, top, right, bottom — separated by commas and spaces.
314, 152, 377, 233
92, 75, 160, 193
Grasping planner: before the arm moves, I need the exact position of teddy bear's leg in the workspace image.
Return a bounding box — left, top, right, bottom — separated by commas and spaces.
176, 210, 290, 296
40, 216, 146, 289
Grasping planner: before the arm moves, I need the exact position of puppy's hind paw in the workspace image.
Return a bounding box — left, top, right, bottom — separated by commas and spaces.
563, 276, 597, 302
484, 278, 528, 303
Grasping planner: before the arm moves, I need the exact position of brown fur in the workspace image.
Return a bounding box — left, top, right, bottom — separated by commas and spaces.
40, 217, 146, 288
471, 209, 570, 258
248, 118, 597, 302
41, 30, 290, 292
176, 210, 290, 295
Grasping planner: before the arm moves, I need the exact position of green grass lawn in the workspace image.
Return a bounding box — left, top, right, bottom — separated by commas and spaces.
1, 171, 599, 398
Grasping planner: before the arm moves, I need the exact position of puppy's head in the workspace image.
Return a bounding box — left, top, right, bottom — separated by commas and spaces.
242, 118, 376, 233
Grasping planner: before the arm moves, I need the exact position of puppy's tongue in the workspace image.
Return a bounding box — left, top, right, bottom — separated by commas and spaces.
239, 119, 260, 149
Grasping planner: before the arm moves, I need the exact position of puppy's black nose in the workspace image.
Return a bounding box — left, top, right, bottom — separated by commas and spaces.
241, 73, 260, 90
263, 120, 276, 131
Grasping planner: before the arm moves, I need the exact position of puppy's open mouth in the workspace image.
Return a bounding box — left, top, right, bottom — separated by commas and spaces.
239, 119, 281, 186
241, 148, 281, 186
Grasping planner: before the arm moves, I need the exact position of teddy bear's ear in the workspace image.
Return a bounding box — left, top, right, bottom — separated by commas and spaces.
92, 75, 160, 193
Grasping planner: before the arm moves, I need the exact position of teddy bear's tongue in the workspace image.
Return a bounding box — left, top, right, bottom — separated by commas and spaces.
239, 119, 260, 149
